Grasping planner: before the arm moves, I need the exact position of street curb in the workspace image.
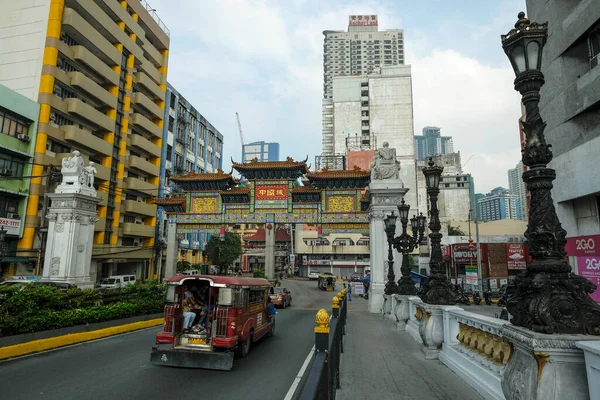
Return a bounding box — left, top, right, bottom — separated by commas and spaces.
0, 318, 164, 361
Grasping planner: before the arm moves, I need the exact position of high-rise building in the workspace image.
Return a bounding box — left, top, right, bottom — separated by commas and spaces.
330, 66, 417, 208
155, 84, 224, 267
0, 0, 170, 278
0, 84, 40, 277
242, 141, 279, 162
478, 187, 521, 222
526, 1, 600, 240
414, 126, 454, 161
508, 161, 527, 220
322, 15, 405, 155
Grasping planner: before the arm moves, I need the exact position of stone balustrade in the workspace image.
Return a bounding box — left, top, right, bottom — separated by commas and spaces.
439, 308, 511, 400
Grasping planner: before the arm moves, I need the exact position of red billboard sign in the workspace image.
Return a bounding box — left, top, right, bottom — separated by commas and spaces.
255, 185, 288, 200
565, 234, 600, 256
349, 15, 378, 26
506, 244, 527, 270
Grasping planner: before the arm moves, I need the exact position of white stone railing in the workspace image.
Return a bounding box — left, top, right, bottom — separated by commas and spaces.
438, 308, 511, 400
576, 341, 600, 400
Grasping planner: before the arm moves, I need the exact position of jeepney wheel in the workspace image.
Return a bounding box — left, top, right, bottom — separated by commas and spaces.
267, 318, 275, 338
238, 332, 252, 358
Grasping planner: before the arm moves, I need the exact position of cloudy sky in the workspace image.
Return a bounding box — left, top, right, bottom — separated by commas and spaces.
152, 0, 526, 194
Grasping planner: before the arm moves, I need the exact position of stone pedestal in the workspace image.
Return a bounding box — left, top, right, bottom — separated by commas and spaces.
576, 341, 600, 400
367, 179, 407, 314
501, 325, 597, 400
392, 294, 412, 331
405, 297, 459, 359
42, 152, 100, 288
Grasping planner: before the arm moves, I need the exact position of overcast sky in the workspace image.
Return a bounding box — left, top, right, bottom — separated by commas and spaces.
152, 0, 527, 194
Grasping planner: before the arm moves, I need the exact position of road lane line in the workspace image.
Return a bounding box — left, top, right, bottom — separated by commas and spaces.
284, 344, 316, 400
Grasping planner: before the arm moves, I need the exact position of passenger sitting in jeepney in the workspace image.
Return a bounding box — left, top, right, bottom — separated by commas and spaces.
183, 296, 196, 333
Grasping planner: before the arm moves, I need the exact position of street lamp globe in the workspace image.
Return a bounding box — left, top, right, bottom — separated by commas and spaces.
501, 12, 547, 79
417, 213, 427, 231
410, 215, 418, 229
384, 212, 397, 231
397, 198, 410, 221
422, 158, 443, 190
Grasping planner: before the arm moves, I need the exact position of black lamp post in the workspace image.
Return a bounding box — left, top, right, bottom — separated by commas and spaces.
383, 212, 399, 295
420, 158, 456, 304
501, 13, 600, 334
388, 199, 426, 294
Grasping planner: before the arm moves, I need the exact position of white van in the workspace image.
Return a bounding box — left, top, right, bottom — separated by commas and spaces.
99, 275, 136, 289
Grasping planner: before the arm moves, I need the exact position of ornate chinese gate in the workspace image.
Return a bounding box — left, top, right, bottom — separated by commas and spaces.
156, 157, 371, 278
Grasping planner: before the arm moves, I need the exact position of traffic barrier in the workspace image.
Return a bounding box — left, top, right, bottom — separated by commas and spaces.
299, 289, 347, 400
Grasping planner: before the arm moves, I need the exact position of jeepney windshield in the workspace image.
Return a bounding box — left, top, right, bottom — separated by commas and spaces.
166, 284, 176, 302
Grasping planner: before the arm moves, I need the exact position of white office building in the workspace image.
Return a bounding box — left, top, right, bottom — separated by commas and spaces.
508, 161, 527, 220
322, 15, 405, 155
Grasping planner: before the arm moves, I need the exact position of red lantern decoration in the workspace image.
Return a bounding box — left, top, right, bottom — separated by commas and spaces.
266, 223, 273, 231
220, 226, 225, 236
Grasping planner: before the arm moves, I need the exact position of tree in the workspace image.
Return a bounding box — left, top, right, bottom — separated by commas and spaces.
177, 260, 191, 272
204, 232, 243, 275
448, 224, 467, 236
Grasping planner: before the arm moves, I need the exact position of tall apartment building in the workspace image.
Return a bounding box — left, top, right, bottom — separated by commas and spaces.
322, 15, 405, 155
478, 187, 521, 222
331, 65, 417, 208
508, 161, 527, 220
242, 141, 279, 162
0, 85, 40, 277
526, 1, 600, 241
0, 0, 170, 279
156, 83, 223, 267
414, 126, 454, 161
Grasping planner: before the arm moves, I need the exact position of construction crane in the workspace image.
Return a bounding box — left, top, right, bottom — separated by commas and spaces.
236, 112, 245, 147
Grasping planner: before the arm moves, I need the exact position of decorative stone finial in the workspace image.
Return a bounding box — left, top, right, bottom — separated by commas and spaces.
315, 309, 330, 333
332, 296, 340, 309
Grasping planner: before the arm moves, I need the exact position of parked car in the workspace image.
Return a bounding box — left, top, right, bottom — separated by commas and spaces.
99, 275, 136, 289
308, 270, 320, 281
350, 272, 363, 282
31, 281, 77, 290
270, 287, 292, 308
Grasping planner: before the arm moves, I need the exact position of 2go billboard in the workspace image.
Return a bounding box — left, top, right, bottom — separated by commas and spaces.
568, 234, 600, 302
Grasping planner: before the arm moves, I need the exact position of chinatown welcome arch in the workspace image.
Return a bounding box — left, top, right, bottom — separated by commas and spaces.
156, 157, 372, 279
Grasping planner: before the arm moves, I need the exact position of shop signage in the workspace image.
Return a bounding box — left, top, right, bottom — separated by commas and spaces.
348, 15, 378, 26
465, 266, 478, 285
577, 256, 600, 302
489, 279, 498, 289
255, 185, 288, 201
452, 243, 477, 263
0, 217, 21, 235
566, 234, 600, 256
506, 244, 527, 270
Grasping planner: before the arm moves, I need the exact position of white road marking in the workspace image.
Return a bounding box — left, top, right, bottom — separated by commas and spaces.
284, 344, 316, 400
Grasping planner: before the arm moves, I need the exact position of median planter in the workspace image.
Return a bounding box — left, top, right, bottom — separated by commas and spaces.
0, 282, 165, 337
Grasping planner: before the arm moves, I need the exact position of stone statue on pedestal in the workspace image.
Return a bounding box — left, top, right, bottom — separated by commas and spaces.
84, 162, 97, 188
57, 150, 97, 195
370, 142, 401, 180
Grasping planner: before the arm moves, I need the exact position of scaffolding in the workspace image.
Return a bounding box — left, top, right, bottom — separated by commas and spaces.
315, 155, 346, 171
345, 133, 377, 152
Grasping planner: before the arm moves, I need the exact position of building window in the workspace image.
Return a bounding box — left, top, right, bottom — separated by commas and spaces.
49, 140, 71, 154
0, 195, 20, 218
49, 111, 74, 127
588, 26, 600, 70
166, 145, 172, 161
59, 33, 79, 46
0, 153, 25, 178
0, 109, 31, 138
124, 215, 135, 223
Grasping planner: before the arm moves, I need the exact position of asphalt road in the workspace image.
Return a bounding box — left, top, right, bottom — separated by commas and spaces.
1, 279, 335, 400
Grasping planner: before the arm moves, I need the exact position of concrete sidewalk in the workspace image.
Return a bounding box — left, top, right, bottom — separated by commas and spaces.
337, 297, 483, 400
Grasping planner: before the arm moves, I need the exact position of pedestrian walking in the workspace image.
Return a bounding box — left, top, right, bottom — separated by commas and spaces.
348, 282, 352, 301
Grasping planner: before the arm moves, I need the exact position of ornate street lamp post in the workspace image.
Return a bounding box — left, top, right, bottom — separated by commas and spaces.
383, 212, 400, 295
501, 13, 600, 334
421, 158, 456, 304
389, 199, 426, 294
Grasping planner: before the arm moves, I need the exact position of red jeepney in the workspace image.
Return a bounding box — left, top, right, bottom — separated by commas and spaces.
151, 275, 274, 370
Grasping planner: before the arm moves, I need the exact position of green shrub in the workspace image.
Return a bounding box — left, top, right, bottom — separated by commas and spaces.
0, 282, 165, 337
253, 269, 266, 278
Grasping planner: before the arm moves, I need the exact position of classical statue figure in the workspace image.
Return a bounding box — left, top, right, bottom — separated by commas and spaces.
369, 142, 400, 180
60, 150, 85, 185
84, 162, 97, 187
